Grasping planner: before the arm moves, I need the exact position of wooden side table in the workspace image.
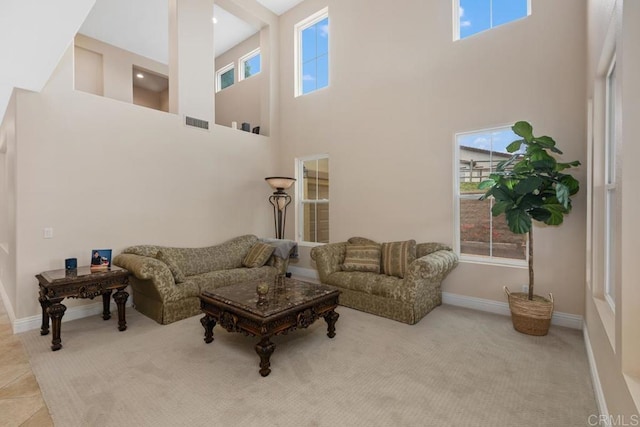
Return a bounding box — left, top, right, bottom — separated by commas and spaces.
36, 266, 130, 351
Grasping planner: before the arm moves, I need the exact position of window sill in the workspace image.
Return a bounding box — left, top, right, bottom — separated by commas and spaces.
593, 296, 616, 352
459, 255, 528, 269
296, 241, 325, 248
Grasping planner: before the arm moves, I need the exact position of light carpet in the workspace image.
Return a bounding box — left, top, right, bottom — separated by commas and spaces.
20, 304, 597, 426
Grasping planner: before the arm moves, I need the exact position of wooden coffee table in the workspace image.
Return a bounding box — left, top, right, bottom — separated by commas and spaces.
199, 278, 340, 377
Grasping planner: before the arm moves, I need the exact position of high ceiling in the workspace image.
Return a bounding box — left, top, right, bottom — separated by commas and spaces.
78, 0, 305, 65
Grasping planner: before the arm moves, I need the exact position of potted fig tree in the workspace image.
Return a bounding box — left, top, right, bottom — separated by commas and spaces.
479, 121, 580, 336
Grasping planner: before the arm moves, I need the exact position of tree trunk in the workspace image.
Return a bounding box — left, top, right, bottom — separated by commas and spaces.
528, 230, 534, 300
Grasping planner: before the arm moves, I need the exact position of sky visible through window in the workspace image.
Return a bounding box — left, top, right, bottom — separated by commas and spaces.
458, 128, 519, 154
244, 54, 261, 78
301, 17, 329, 95
459, 0, 528, 39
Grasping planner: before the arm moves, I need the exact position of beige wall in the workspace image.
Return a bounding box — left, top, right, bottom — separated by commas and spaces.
585, 0, 640, 416
279, 0, 587, 316
74, 34, 169, 105
0, 90, 17, 317
133, 86, 168, 112
215, 33, 263, 132
7, 0, 281, 321
74, 45, 104, 96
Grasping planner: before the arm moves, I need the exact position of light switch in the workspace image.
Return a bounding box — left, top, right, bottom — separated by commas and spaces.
43, 227, 53, 239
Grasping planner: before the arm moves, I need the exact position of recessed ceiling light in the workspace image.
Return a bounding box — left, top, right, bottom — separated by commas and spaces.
136, 73, 144, 79
212, 17, 218, 24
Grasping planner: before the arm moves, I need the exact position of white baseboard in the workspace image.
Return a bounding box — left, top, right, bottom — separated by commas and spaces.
443, 291, 583, 330
286, 267, 583, 330
583, 326, 609, 422
13, 300, 133, 334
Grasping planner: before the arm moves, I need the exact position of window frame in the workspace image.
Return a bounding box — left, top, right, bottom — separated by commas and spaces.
215, 62, 234, 93
604, 55, 617, 312
454, 125, 529, 267
294, 7, 329, 97
239, 48, 261, 82
295, 154, 329, 246
453, 0, 532, 41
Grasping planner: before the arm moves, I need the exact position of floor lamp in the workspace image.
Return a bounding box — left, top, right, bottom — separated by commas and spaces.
265, 177, 296, 239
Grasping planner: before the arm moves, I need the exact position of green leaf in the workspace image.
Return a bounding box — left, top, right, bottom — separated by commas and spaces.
529, 208, 552, 222
550, 146, 563, 154
560, 175, 580, 195
491, 200, 512, 216
512, 121, 533, 143
478, 179, 495, 190
533, 136, 556, 148
514, 176, 543, 195
542, 204, 566, 226
530, 150, 556, 170
556, 160, 580, 171
506, 140, 524, 153
491, 186, 515, 202
506, 208, 532, 234
555, 182, 570, 208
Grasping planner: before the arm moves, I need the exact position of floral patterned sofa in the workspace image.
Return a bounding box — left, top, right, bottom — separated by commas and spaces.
310, 237, 458, 325
113, 235, 290, 324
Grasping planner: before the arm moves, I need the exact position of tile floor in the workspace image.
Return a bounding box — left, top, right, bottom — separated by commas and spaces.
0, 300, 53, 427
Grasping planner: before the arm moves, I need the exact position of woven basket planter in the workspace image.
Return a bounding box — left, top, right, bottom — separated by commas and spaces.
504, 287, 553, 336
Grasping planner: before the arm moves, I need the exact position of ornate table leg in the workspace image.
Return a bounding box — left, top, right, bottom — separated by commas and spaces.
255, 336, 276, 377
200, 315, 216, 343
113, 289, 129, 331
102, 291, 112, 320
47, 301, 66, 351
39, 292, 51, 336
324, 310, 339, 338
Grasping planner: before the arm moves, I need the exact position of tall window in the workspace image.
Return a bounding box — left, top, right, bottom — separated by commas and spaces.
456, 126, 528, 264
455, 0, 530, 40
215, 63, 234, 92
297, 155, 329, 244
604, 56, 617, 310
295, 8, 329, 97
239, 48, 261, 81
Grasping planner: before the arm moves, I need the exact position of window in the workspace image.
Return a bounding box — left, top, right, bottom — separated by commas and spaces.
604, 56, 617, 310
455, 0, 530, 40
456, 126, 528, 264
239, 48, 261, 81
297, 155, 329, 244
215, 63, 234, 92
295, 8, 329, 97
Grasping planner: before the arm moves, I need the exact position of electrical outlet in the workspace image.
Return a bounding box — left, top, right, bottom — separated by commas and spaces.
522, 285, 529, 293
43, 227, 53, 239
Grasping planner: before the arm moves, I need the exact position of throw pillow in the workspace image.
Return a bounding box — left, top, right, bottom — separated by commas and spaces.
341, 244, 381, 273
243, 242, 275, 268
156, 251, 186, 284
381, 240, 417, 279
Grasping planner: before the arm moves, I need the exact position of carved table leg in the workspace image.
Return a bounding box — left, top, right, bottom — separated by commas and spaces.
113, 290, 129, 331
255, 336, 276, 377
39, 294, 51, 336
324, 310, 339, 338
47, 302, 67, 351
102, 291, 112, 320
200, 315, 216, 344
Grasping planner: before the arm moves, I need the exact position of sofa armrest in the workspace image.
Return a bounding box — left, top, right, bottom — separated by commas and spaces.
405, 249, 459, 284
113, 253, 176, 301
310, 242, 347, 283
416, 243, 453, 259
